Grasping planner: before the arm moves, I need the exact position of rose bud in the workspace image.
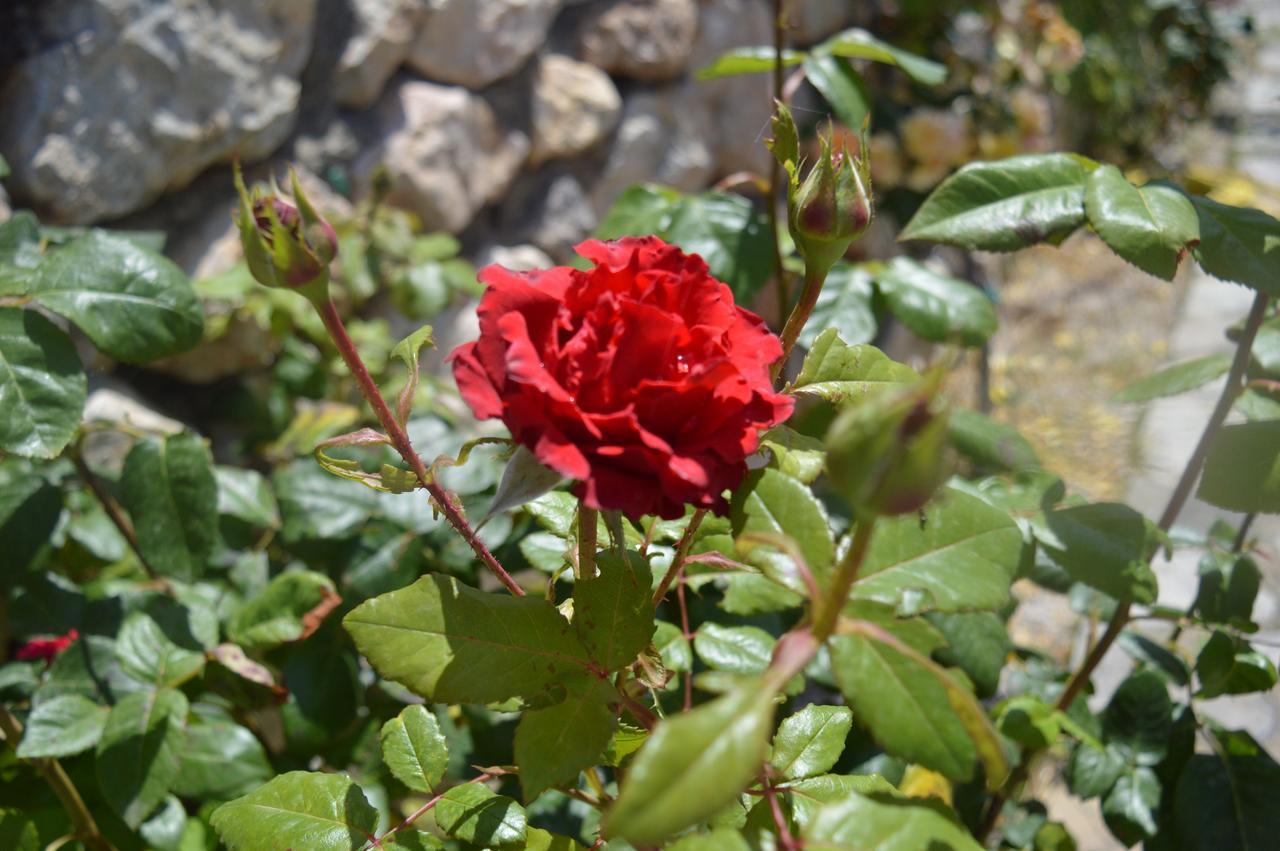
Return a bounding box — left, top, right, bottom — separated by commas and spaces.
789, 132, 874, 277
825, 376, 951, 519
233, 163, 338, 296
450, 237, 794, 520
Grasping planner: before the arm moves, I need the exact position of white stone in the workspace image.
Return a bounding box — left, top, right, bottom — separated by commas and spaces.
334, 0, 427, 109
356, 81, 529, 233
0, 0, 316, 224
475, 243, 555, 272
591, 83, 715, 216
408, 0, 563, 90
689, 0, 774, 176
576, 0, 698, 82
501, 168, 597, 261
529, 54, 622, 165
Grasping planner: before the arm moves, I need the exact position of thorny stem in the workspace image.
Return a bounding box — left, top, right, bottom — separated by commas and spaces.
313, 296, 525, 596
69, 442, 168, 589
774, 262, 829, 383
0, 707, 114, 851
980, 290, 1271, 843
372, 772, 494, 847
579, 505, 598, 580
677, 578, 695, 711
652, 509, 708, 606
763, 772, 800, 851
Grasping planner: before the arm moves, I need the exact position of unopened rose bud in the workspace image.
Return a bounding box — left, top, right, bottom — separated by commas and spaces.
234, 163, 338, 296
825, 376, 951, 518
789, 133, 873, 277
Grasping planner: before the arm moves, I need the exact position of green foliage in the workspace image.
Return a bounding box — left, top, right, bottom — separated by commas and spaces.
0, 307, 86, 458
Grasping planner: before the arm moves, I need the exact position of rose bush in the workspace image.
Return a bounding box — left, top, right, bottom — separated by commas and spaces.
450, 236, 793, 519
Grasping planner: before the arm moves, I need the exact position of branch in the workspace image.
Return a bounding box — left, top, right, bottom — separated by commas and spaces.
69, 443, 168, 590
313, 297, 525, 595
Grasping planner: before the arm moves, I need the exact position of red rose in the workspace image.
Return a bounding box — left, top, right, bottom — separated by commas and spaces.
451, 237, 794, 519
14, 629, 79, 662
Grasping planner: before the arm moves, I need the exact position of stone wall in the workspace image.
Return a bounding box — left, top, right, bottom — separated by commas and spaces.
0, 0, 861, 270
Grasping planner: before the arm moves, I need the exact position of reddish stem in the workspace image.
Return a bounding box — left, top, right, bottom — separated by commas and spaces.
314, 297, 524, 596
652, 509, 707, 606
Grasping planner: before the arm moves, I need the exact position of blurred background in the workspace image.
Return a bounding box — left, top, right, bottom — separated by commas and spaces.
1, 3, 1276, 847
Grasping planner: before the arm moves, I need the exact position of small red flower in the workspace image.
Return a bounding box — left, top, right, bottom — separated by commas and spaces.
14, 629, 79, 662
451, 237, 793, 519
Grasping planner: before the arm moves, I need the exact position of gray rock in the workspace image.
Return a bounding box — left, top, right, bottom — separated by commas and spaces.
475, 243, 555, 272
591, 82, 715, 216
356, 80, 529, 233
576, 0, 698, 82
334, 0, 427, 109
530, 54, 622, 165
0, 0, 317, 224
789, 0, 855, 45
501, 167, 597, 261
408, 0, 563, 90
690, 0, 773, 176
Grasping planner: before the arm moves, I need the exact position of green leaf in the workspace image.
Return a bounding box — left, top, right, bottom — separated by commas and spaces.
389, 323, 434, 423
731, 468, 834, 589
274, 460, 379, 541
344, 574, 591, 704
1198, 421, 1280, 513
668, 829, 752, 850
654, 620, 692, 672
760, 426, 827, 485
96, 688, 188, 828
574, 550, 654, 670
1193, 551, 1261, 629
380, 705, 449, 793
0, 212, 42, 294
852, 488, 1023, 615
210, 771, 378, 851
120, 432, 221, 580
695, 46, 805, 79
1084, 167, 1199, 280
818, 28, 948, 86
770, 705, 853, 780
1067, 742, 1126, 799
116, 612, 205, 688
948, 409, 1040, 473
1196, 631, 1278, 698
596, 187, 772, 303
830, 623, 1008, 786
435, 784, 526, 849
1102, 767, 1160, 846
1104, 671, 1171, 765
996, 695, 1061, 750
694, 623, 776, 676
515, 678, 616, 801
215, 466, 280, 528
228, 570, 339, 652
29, 231, 203, 362
1172, 751, 1280, 851
804, 54, 872, 130
16, 694, 107, 759
1037, 503, 1161, 604
0, 307, 86, 458
871, 257, 997, 346
802, 789, 982, 849
926, 611, 1011, 699
901, 153, 1096, 250
482, 445, 563, 525
604, 680, 778, 845
1114, 353, 1232, 403
1187, 194, 1280, 296
173, 720, 273, 801
791, 329, 918, 405
799, 263, 877, 350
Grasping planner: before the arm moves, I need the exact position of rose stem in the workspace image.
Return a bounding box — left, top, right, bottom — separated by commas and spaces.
773, 262, 828, 383
978, 289, 1271, 841
811, 518, 876, 642
69, 440, 168, 590
375, 771, 493, 845
652, 509, 707, 606
767, 0, 792, 318
313, 296, 525, 596
0, 707, 114, 851
579, 505, 598, 579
